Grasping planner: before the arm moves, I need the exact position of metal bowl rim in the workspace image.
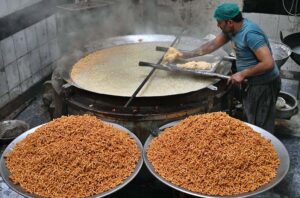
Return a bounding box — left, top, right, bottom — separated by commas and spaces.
0, 120, 29, 141
277, 91, 298, 110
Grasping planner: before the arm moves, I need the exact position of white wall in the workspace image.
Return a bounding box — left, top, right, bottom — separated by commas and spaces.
244, 13, 300, 72
0, 1, 61, 109
0, 0, 42, 18
150, 0, 243, 37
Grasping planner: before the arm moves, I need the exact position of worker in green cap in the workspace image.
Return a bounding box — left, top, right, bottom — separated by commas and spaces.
180, 3, 281, 133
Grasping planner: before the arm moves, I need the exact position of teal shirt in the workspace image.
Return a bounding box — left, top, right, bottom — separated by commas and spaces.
226, 18, 279, 85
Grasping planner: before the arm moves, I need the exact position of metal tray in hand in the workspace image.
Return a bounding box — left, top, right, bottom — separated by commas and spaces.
172, 54, 222, 73
139, 60, 229, 80
143, 121, 290, 198
0, 121, 143, 198
156, 46, 223, 73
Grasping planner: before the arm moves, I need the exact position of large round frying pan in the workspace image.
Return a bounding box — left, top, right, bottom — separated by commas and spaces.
57, 34, 231, 98
280, 31, 300, 65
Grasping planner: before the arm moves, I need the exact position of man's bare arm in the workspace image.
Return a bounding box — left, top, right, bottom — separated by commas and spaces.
229, 45, 274, 84
181, 33, 229, 58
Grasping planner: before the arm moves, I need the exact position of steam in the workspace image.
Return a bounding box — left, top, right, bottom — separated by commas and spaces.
56, 0, 243, 51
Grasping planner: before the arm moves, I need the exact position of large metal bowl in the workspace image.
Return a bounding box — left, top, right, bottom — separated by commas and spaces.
0, 121, 143, 198
276, 91, 299, 120
143, 121, 290, 198
270, 39, 292, 68
0, 120, 29, 144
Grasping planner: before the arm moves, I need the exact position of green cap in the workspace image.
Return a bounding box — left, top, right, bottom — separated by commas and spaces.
214, 3, 240, 21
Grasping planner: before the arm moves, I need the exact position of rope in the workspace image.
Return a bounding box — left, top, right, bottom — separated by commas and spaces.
282, 0, 300, 16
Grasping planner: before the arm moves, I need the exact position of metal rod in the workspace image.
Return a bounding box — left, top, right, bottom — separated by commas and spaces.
156, 46, 169, 52
139, 61, 230, 80
124, 29, 185, 107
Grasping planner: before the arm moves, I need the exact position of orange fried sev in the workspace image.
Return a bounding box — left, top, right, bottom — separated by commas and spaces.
147, 112, 279, 196
5, 115, 140, 198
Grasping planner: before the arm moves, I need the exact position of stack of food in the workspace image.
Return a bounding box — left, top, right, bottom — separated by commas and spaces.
147, 112, 280, 196
162, 47, 212, 70
162, 47, 183, 63
5, 115, 140, 198
177, 61, 212, 70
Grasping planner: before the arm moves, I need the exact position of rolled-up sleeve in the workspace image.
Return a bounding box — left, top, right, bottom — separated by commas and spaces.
246, 31, 267, 52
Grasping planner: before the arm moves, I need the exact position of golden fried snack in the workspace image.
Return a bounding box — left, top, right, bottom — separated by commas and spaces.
5, 115, 140, 198
177, 61, 212, 70
147, 112, 279, 196
162, 47, 183, 63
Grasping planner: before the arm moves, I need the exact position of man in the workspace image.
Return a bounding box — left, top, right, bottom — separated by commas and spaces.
181, 3, 281, 133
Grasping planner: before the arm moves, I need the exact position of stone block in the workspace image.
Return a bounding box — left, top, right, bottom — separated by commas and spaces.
4, 61, 20, 90
32, 70, 43, 84
35, 19, 48, 46
0, 37, 16, 66
17, 53, 31, 81
13, 30, 28, 58
39, 43, 51, 67
25, 25, 38, 51
21, 77, 33, 92
5, 0, 21, 14
30, 48, 41, 74
49, 39, 60, 62
46, 15, 57, 40
9, 85, 21, 100
0, 52, 3, 69
0, 68, 8, 96
0, 93, 9, 109
0, 0, 8, 18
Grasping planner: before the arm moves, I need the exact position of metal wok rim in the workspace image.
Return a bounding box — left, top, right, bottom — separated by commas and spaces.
143, 120, 290, 198
280, 32, 300, 56
0, 121, 143, 198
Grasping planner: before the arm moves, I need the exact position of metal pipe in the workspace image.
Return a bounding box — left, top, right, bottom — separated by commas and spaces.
138, 61, 230, 80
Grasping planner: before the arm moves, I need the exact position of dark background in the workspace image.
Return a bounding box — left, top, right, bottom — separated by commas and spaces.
243, 0, 300, 15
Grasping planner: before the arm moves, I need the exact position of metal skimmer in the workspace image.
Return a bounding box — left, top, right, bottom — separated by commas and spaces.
124, 29, 186, 107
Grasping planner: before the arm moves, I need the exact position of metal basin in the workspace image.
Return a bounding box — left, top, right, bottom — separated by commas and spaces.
0, 120, 29, 144
270, 39, 291, 68
0, 121, 143, 198
276, 91, 298, 120
143, 121, 290, 198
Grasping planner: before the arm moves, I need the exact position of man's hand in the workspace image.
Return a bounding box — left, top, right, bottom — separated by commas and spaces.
228, 71, 246, 85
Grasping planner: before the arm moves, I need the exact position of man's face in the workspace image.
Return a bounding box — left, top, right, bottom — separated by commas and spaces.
217, 20, 234, 34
